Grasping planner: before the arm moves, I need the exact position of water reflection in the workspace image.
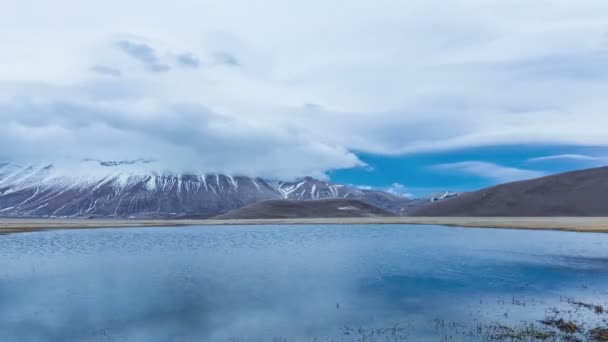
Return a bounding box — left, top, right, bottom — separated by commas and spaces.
0, 225, 607, 341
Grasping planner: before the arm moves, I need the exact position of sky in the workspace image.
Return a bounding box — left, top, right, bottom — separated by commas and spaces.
1, 0, 608, 196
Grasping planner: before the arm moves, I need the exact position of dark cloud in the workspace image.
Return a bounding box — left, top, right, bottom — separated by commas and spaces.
117, 40, 170, 73
303, 103, 323, 110
176, 53, 200, 68
83, 158, 155, 167
90, 65, 122, 77
213, 52, 239, 66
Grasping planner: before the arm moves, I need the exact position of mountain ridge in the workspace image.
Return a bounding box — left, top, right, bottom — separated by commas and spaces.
0, 162, 412, 218
410, 166, 608, 217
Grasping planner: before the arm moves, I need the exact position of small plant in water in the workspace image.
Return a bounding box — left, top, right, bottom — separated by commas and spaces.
588, 326, 608, 341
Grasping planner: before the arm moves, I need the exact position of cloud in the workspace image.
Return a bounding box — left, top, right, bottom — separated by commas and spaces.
176, 53, 200, 68
0, 92, 362, 179
527, 154, 604, 163
385, 183, 414, 197
2, 0, 608, 178
90, 65, 122, 77
212, 52, 239, 66
356, 183, 413, 198
116, 40, 170, 73
434, 161, 546, 183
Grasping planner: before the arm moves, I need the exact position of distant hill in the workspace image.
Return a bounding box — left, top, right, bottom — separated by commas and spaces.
410, 166, 608, 217
214, 198, 395, 219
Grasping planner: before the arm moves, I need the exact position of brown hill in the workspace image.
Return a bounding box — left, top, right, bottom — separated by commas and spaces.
410, 166, 608, 217
213, 198, 395, 219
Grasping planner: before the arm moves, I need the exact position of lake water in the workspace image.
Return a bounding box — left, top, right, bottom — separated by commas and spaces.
1, 225, 607, 341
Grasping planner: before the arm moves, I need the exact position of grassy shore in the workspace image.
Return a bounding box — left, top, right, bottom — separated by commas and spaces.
2, 217, 608, 234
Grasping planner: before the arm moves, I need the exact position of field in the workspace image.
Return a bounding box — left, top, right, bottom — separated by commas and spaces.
2, 217, 608, 234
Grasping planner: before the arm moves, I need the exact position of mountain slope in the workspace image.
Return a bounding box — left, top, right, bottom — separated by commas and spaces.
410, 166, 608, 217
214, 198, 394, 219
0, 161, 412, 218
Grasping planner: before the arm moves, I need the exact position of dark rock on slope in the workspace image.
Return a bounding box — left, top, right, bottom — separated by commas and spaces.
214, 198, 395, 219
410, 166, 608, 217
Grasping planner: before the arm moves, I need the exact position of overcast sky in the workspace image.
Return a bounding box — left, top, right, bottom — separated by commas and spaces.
2, 0, 608, 190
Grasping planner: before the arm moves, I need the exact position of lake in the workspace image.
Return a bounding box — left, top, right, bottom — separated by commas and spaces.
1, 225, 607, 341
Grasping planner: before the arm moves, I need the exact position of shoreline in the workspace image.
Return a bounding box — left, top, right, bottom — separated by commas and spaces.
2, 217, 608, 235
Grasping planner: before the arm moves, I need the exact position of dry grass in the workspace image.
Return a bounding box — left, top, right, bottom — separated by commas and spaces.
589, 327, 608, 341
563, 298, 606, 315
2, 217, 608, 235
0, 217, 608, 234
539, 319, 580, 334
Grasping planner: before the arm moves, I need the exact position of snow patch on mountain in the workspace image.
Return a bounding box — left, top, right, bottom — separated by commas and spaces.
0, 161, 414, 218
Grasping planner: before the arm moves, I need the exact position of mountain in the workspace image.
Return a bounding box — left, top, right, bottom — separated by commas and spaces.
214, 198, 394, 219
410, 166, 608, 217
0, 161, 412, 218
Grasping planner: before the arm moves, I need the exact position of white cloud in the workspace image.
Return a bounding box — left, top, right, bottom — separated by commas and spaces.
385, 183, 414, 198
356, 183, 414, 198
2, 1, 608, 177
434, 161, 546, 183
527, 154, 605, 163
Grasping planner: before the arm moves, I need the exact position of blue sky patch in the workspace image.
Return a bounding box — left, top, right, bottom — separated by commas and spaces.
329, 145, 608, 197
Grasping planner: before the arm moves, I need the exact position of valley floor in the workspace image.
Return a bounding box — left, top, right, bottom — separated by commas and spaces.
2, 217, 608, 234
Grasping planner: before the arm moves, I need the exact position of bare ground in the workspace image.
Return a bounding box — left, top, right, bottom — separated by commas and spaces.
2, 217, 608, 235
411, 166, 608, 217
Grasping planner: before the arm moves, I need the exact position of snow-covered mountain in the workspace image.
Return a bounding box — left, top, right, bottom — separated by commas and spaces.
0, 161, 413, 218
